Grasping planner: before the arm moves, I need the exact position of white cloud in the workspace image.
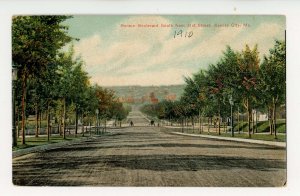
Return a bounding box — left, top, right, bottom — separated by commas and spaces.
182, 26, 245, 61
74, 15, 198, 78
74, 34, 102, 67
179, 22, 284, 64
91, 67, 193, 86
73, 17, 285, 86
74, 33, 151, 73
231, 22, 285, 56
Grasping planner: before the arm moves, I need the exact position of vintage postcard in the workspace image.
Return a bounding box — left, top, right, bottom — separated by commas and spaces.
12, 15, 286, 187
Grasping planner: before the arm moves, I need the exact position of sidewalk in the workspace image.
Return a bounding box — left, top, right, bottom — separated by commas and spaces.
170, 131, 286, 148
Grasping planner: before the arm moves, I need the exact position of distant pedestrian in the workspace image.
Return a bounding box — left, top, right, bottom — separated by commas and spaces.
130, 121, 134, 127
227, 117, 231, 126
150, 120, 155, 126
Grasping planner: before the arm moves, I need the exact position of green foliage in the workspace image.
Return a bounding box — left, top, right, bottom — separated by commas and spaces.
12, 16, 130, 145
110, 102, 130, 121
12, 16, 74, 144
143, 41, 285, 137
12, 16, 73, 77
259, 40, 286, 105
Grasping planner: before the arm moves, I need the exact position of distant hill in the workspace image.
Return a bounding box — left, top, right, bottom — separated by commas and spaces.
105, 85, 185, 102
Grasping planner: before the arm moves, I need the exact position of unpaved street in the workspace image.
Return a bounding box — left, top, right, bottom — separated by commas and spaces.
13, 111, 286, 187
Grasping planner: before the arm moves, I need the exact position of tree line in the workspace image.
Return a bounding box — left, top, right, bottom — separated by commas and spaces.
12, 16, 130, 146
142, 40, 286, 139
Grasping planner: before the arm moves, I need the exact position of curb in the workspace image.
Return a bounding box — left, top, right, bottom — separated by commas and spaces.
12, 136, 96, 158
170, 132, 286, 148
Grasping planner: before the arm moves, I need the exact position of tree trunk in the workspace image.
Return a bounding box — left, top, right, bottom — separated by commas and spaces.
86, 123, 88, 136
62, 97, 66, 139
207, 117, 210, 133
99, 119, 102, 134
273, 100, 277, 139
200, 116, 203, 133
255, 110, 258, 133
93, 118, 96, 134
252, 110, 255, 134
248, 109, 252, 138
47, 101, 50, 141
21, 72, 27, 145
12, 82, 17, 147
81, 114, 85, 136
186, 118, 188, 129
105, 118, 107, 133
192, 117, 194, 133
237, 107, 240, 134
75, 110, 78, 136
245, 98, 252, 138
35, 104, 39, 137
39, 111, 42, 134
268, 107, 273, 135
58, 112, 62, 136
198, 110, 201, 133
225, 117, 228, 133
218, 105, 221, 135
17, 108, 19, 138
89, 116, 91, 136
215, 118, 217, 133
269, 118, 272, 135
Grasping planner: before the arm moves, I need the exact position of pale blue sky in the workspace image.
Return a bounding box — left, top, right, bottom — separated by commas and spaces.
65, 15, 285, 86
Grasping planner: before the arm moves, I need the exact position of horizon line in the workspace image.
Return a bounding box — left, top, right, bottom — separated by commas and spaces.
102, 84, 186, 88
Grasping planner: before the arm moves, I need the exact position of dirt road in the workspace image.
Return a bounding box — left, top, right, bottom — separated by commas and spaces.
13, 110, 286, 187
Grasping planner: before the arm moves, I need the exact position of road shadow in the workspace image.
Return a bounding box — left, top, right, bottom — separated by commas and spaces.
45, 141, 284, 153
14, 153, 286, 172
13, 153, 286, 185
101, 154, 286, 172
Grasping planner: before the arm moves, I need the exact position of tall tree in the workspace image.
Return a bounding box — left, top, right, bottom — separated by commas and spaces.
182, 70, 209, 133
71, 58, 90, 135
206, 63, 227, 135
259, 40, 286, 138
12, 16, 72, 144
56, 47, 85, 139
236, 45, 260, 137
219, 46, 242, 136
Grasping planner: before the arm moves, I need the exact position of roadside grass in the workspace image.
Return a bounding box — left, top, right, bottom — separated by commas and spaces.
18, 120, 48, 129
163, 119, 286, 134
234, 119, 286, 133
13, 134, 87, 151
168, 127, 286, 142
205, 131, 286, 142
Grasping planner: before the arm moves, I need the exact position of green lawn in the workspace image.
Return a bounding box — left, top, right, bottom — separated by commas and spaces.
13, 134, 87, 151
233, 119, 286, 133
172, 127, 286, 142
18, 120, 48, 129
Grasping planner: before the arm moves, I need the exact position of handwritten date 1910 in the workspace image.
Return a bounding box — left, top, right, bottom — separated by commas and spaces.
174, 30, 193, 38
